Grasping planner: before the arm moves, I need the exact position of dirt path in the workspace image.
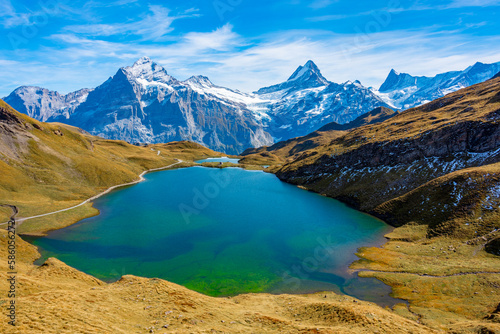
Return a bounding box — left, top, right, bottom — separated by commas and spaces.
0, 160, 183, 227
354, 269, 500, 278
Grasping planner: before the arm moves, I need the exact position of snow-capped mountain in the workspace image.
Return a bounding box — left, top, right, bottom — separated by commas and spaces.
65, 57, 275, 154
4, 58, 388, 153
256, 60, 330, 94
4, 86, 92, 122
254, 62, 391, 140
375, 61, 500, 109
5, 57, 498, 153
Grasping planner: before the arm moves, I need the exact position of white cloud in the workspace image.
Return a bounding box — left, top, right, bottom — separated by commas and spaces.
2, 24, 500, 96
447, 0, 500, 7
182, 24, 241, 52
65, 5, 176, 41
0, 0, 33, 28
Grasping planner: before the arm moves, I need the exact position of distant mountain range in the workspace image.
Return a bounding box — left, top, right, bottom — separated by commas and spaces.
4, 58, 500, 153
375, 61, 500, 109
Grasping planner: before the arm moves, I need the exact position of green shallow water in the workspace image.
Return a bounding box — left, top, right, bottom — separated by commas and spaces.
28, 167, 403, 306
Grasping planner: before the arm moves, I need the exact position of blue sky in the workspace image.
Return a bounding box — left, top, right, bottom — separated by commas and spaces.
0, 0, 499, 96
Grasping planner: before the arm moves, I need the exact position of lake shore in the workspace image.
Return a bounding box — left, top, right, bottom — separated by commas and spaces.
26, 165, 397, 305
4, 158, 499, 331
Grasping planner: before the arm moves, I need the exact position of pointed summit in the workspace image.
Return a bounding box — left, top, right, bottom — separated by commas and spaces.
379, 69, 416, 92
133, 56, 153, 66
287, 60, 329, 85
256, 60, 330, 95
122, 57, 175, 85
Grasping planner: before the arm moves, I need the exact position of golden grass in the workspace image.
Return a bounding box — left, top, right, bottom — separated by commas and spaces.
279, 77, 500, 174
351, 222, 500, 328
18, 202, 99, 235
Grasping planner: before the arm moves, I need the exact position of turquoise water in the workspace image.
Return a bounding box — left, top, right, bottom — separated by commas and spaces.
28, 167, 401, 306
196, 157, 240, 164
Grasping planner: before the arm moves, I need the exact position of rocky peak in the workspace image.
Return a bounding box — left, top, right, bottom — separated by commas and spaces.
134, 56, 153, 66
184, 75, 214, 87
256, 60, 330, 95
379, 69, 417, 92
464, 61, 500, 81
122, 57, 175, 84
3, 86, 68, 121
287, 60, 329, 86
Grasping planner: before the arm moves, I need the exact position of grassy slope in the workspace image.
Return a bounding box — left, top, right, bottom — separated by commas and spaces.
0, 99, 223, 234
272, 78, 500, 329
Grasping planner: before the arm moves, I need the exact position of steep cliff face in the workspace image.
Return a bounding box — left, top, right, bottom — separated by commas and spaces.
4, 86, 91, 122
277, 75, 500, 238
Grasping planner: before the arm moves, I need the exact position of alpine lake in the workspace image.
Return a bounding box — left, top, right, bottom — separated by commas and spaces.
27, 158, 403, 306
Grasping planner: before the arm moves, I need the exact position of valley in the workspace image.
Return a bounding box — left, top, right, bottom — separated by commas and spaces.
2, 0, 500, 331
0, 64, 499, 333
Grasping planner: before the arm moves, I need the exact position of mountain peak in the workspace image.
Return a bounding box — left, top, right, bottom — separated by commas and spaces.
255, 60, 330, 95
133, 56, 153, 66
389, 69, 399, 76
379, 69, 414, 92
185, 75, 213, 86
287, 60, 328, 85
465, 61, 491, 75
122, 57, 174, 84
128, 56, 158, 73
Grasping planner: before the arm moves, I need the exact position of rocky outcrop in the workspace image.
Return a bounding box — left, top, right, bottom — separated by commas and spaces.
4, 86, 91, 122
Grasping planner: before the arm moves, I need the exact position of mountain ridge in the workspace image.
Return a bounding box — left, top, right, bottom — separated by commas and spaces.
376, 61, 500, 109
240, 106, 398, 165
5, 58, 500, 154
4, 58, 389, 153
